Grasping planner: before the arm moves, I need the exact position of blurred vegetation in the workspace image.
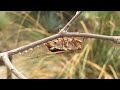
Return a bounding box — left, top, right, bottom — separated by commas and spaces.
0, 11, 120, 79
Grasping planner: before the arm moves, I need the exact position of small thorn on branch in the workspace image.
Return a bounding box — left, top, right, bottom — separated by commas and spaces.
59, 29, 67, 35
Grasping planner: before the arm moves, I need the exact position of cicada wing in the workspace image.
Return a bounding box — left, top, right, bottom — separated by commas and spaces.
11, 44, 68, 79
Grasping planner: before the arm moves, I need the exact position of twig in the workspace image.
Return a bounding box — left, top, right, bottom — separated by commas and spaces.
0, 11, 83, 79
0, 53, 27, 79
7, 34, 61, 55
0, 11, 120, 79
7, 11, 83, 55
6, 32, 120, 56
59, 11, 83, 33
1, 32, 119, 79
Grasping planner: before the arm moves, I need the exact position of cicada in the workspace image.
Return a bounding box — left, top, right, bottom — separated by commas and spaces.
45, 37, 83, 52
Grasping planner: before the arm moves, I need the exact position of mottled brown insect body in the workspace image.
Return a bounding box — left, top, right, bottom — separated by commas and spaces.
45, 37, 83, 52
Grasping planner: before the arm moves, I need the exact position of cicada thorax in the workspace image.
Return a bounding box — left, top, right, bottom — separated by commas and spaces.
45, 37, 83, 52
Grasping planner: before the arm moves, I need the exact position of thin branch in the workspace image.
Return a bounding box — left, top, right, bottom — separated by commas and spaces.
7, 34, 61, 55
6, 32, 120, 56
2, 32, 119, 79
59, 11, 83, 33
0, 53, 27, 79
0, 11, 84, 79
7, 11, 84, 56
0, 11, 120, 79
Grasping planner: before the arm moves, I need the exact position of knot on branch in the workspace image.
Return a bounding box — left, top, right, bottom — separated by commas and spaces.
0, 52, 8, 61
0, 53, 5, 61
58, 29, 67, 36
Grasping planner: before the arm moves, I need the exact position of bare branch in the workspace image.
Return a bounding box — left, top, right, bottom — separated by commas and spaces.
6, 32, 120, 56
0, 11, 120, 79
59, 11, 83, 33
0, 53, 27, 79
2, 32, 119, 79
0, 11, 84, 79
7, 34, 61, 55
7, 11, 84, 56
62, 32, 118, 41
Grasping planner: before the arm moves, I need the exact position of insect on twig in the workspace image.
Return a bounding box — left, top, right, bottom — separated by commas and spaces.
45, 37, 84, 53
23, 37, 84, 61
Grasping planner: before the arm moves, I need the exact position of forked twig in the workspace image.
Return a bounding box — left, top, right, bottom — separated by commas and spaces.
0, 11, 83, 79
0, 11, 120, 79
0, 53, 27, 79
